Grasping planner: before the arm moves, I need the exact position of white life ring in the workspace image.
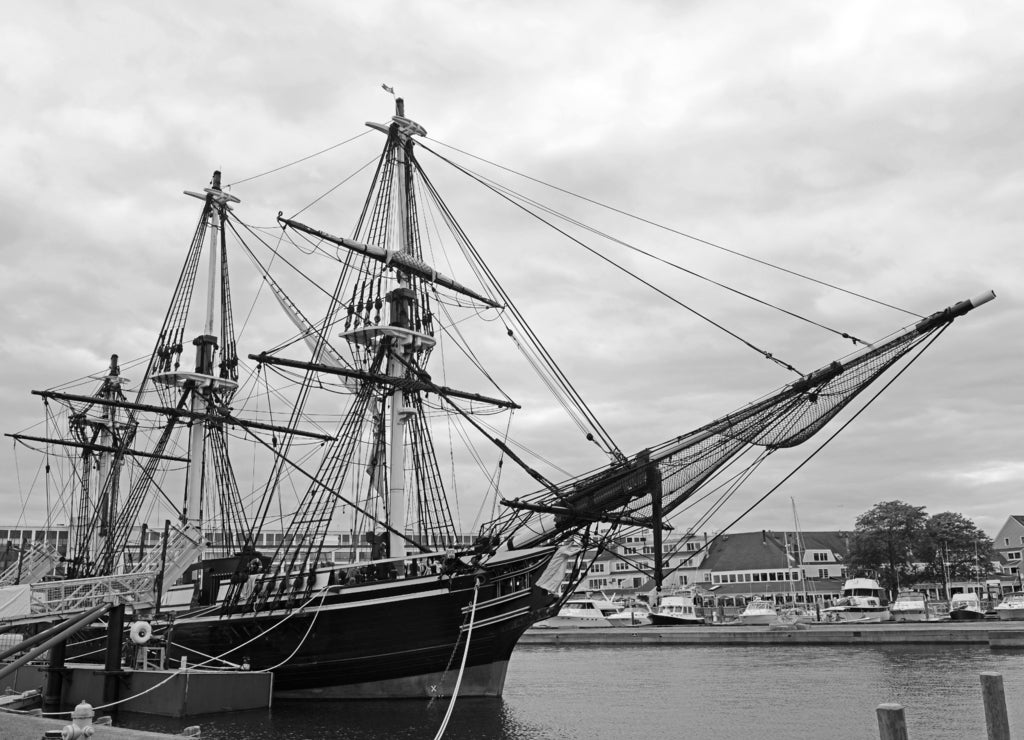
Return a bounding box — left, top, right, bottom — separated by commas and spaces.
129, 620, 152, 645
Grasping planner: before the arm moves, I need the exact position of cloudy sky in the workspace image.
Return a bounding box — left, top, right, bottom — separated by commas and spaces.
1, 1, 1020, 540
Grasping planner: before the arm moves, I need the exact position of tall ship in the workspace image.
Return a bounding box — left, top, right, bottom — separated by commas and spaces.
3, 97, 995, 699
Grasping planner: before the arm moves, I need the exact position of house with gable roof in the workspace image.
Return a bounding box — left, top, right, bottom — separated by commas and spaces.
696, 529, 851, 606
992, 515, 1024, 584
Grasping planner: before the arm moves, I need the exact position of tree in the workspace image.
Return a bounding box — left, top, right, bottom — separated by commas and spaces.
846, 501, 927, 596
917, 511, 996, 586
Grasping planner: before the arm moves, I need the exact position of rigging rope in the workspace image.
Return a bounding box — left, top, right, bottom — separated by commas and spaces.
432, 577, 481, 740
424, 136, 923, 319
413, 160, 626, 456
659, 323, 949, 580
417, 141, 805, 377
226, 130, 373, 187
458, 164, 867, 346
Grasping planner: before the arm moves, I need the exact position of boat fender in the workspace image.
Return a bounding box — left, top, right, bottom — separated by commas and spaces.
129, 621, 152, 645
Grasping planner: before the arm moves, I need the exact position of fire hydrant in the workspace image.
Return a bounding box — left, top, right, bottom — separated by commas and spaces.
61, 700, 95, 739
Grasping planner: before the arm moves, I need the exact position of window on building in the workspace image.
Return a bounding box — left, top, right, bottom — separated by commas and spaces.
818, 568, 829, 578
812, 552, 828, 562
713, 575, 721, 584
1007, 552, 1021, 561
591, 563, 606, 573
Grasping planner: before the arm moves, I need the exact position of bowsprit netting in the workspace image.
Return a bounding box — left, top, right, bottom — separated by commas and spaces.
492, 291, 993, 547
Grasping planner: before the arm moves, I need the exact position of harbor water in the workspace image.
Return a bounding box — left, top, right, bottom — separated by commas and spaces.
112, 643, 1024, 739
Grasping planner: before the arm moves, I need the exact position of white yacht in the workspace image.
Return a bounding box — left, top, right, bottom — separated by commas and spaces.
533, 596, 621, 628
738, 599, 779, 625
821, 578, 891, 623
649, 593, 706, 626
993, 593, 1024, 621
607, 601, 653, 627
890, 590, 942, 622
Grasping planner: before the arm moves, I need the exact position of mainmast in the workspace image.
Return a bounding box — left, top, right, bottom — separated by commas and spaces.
379, 99, 428, 572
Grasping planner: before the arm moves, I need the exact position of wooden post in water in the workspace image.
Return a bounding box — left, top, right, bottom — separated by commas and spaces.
103, 602, 126, 716
876, 703, 909, 740
648, 459, 663, 604
980, 672, 1011, 740
43, 638, 66, 713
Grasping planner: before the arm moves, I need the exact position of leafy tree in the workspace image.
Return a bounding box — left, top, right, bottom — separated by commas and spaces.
846, 500, 927, 596
917, 511, 996, 585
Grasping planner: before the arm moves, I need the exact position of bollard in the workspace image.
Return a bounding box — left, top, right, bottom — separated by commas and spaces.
60, 700, 95, 739
876, 703, 909, 740
980, 672, 1011, 740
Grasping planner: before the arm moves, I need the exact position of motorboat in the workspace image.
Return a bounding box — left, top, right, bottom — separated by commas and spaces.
948, 592, 986, 621
648, 593, 705, 626
607, 598, 653, 627
533, 596, 621, 628
738, 599, 778, 625
776, 605, 817, 624
890, 590, 942, 622
821, 578, 891, 623
993, 593, 1024, 621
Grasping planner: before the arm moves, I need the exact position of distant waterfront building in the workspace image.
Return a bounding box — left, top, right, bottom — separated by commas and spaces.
574, 532, 707, 593
695, 529, 850, 605
0, 523, 477, 581
992, 515, 1024, 580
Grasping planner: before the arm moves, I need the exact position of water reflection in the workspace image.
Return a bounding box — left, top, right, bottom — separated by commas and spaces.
117, 644, 1024, 739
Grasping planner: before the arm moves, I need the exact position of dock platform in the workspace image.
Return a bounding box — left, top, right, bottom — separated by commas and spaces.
8, 662, 273, 717
521, 621, 1024, 648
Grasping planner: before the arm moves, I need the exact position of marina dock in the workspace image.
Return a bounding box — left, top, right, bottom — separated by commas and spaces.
522, 621, 1024, 648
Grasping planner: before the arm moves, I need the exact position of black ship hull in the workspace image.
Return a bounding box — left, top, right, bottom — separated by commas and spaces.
166, 547, 558, 698
647, 614, 705, 626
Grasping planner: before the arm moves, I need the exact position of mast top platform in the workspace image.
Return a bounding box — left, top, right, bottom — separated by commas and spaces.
151, 371, 239, 393
184, 171, 241, 206
341, 325, 436, 352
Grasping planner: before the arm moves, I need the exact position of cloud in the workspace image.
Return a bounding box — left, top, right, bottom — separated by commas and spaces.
0, 0, 1020, 544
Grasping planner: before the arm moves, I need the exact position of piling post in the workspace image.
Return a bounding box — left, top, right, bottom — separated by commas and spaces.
102, 601, 126, 714
876, 703, 909, 740
980, 672, 1011, 740
42, 638, 67, 714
